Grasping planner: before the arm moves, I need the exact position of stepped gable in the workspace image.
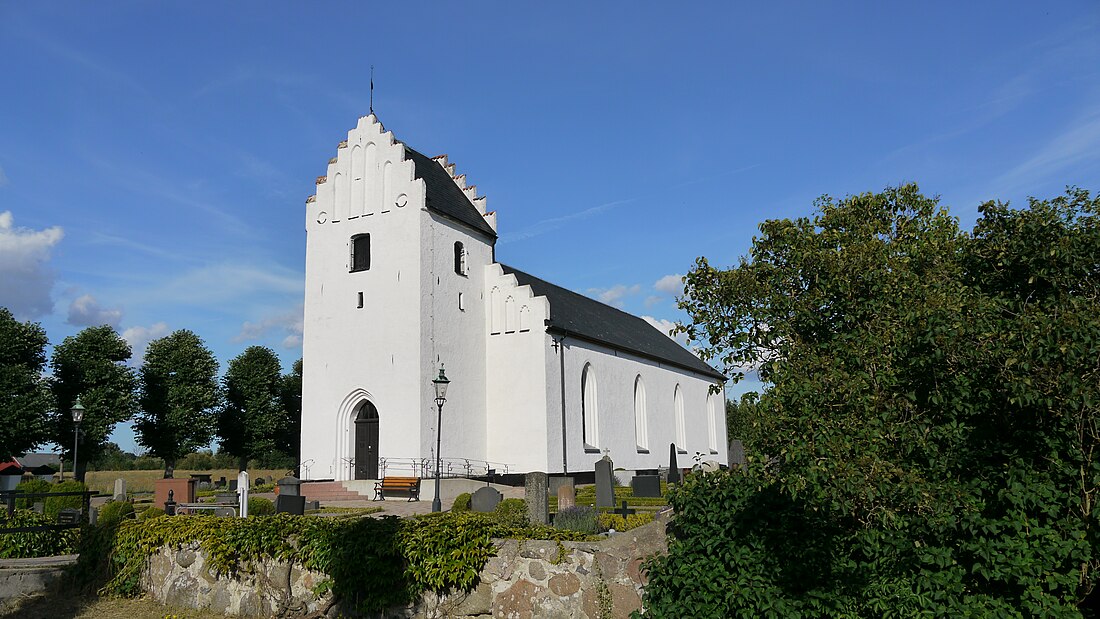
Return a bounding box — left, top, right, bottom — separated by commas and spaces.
501, 265, 725, 381
404, 146, 497, 238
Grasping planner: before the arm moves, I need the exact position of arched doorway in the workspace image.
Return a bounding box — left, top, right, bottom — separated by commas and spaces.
354, 401, 379, 479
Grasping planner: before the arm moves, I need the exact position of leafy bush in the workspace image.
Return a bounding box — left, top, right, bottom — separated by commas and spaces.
554, 506, 598, 534
97, 501, 135, 526
493, 498, 528, 527
247, 497, 275, 516
452, 492, 471, 512
14, 478, 52, 509
0, 509, 79, 558
44, 480, 86, 521
138, 506, 166, 520
597, 511, 653, 532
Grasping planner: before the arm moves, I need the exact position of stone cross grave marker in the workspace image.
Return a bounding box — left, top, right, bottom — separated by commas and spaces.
113, 478, 127, 501
667, 443, 681, 484
631, 475, 661, 498
595, 456, 614, 508
471, 486, 503, 512
525, 471, 549, 525
613, 501, 636, 518
557, 484, 576, 510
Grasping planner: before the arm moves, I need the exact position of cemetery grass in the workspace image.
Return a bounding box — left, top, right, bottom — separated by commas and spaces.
83, 469, 286, 494
548, 483, 670, 511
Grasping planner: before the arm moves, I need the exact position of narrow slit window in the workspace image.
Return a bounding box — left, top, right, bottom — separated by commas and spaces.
357, 292, 364, 308
454, 241, 466, 275
350, 234, 370, 272
458, 292, 465, 311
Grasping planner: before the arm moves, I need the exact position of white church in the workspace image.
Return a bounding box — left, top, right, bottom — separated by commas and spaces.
299, 115, 727, 481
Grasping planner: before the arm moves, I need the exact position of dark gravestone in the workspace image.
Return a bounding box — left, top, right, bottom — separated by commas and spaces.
306, 500, 320, 511
667, 444, 681, 484
275, 494, 306, 515
631, 475, 661, 498
254, 477, 265, 486
595, 457, 614, 508
613, 501, 636, 518
471, 486, 503, 513
218, 476, 227, 487
229, 479, 238, 491
728, 439, 746, 469
58, 508, 81, 525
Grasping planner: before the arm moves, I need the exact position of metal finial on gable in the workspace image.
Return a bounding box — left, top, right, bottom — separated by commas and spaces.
370, 65, 374, 115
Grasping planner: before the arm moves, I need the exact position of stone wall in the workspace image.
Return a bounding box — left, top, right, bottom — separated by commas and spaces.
141, 519, 668, 618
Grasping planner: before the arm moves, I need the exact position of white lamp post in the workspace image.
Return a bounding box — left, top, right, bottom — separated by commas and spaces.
71, 398, 85, 483
431, 365, 450, 513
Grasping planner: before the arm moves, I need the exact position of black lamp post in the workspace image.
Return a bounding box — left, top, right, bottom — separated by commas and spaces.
431, 364, 450, 513
71, 398, 85, 483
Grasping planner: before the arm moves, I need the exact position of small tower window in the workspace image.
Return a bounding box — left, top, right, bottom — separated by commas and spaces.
454, 241, 466, 275
351, 234, 370, 272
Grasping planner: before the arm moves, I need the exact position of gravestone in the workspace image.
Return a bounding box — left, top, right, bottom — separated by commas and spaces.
32, 502, 44, 514
631, 475, 661, 498
557, 484, 576, 510
613, 500, 636, 518
525, 471, 549, 525
237, 471, 250, 518
595, 456, 614, 508
728, 439, 746, 469
229, 479, 238, 491
548, 476, 575, 496
254, 477, 265, 486
306, 500, 320, 511
113, 478, 127, 501
277, 476, 301, 497
471, 486, 503, 512
667, 444, 681, 484
218, 476, 227, 487
275, 494, 306, 515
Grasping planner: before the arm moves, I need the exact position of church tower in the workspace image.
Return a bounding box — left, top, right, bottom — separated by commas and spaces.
300, 115, 498, 481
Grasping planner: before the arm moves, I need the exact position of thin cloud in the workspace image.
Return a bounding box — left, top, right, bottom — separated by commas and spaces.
121, 322, 170, 366
66, 294, 123, 328
994, 108, 1100, 193
235, 304, 304, 350
0, 211, 63, 319
587, 284, 640, 307
653, 274, 683, 296
641, 315, 691, 349
499, 199, 634, 244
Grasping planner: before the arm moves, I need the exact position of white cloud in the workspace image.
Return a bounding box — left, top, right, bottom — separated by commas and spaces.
0, 165, 9, 187
235, 304, 304, 349
587, 284, 640, 307
653, 274, 683, 296
644, 295, 662, 308
66, 294, 123, 328
0, 211, 63, 319
641, 315, 691, 348
121, 322, 170, 366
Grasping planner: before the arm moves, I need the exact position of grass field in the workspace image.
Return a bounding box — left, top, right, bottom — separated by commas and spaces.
83, 469, 287, 494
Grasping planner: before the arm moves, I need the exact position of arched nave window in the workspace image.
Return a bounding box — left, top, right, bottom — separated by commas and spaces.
674, 384, 686, 453
581, 363, 599, 450
634, 376, 649, 452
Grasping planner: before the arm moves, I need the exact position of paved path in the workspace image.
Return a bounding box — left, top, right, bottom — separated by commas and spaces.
316, 480, 525, 518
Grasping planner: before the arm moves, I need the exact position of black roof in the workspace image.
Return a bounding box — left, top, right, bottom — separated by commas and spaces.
501, 265, 725, 381
404, 146, 497, 238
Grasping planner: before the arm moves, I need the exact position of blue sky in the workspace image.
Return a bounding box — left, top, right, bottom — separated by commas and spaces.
2, 3, 1098, 454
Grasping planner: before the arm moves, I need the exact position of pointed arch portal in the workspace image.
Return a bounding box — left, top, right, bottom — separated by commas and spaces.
354, 401, 379, 479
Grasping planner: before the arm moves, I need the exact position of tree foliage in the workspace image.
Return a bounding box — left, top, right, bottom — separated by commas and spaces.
217, 346, 289, 470
279, 357, 303, 468
0, 308, 53, 459
135, 329, 220, 476
644, 186, 1100, 615
50, 325, 138, 481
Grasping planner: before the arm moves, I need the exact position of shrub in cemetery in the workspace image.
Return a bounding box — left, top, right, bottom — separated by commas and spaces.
451, 492, 472, 512
14, 478, 52, 509
0, 509, 79, 558
138, 506, 165, 521
646, 187, 1100, 616
44, 480, 86, 521
98, 500, 136, 526
597, 511, 653, 532
247, 497, 275, 516
554, 506, 598, 534
492, 498, 528, 527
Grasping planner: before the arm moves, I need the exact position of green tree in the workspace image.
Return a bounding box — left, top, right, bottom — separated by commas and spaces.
217, 346, 288, 471
279, 358, 303, 472
0, 308, 53, 460
642, 186, 1100, 615
50, 325, 138, 482
134, 329, 220, 478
